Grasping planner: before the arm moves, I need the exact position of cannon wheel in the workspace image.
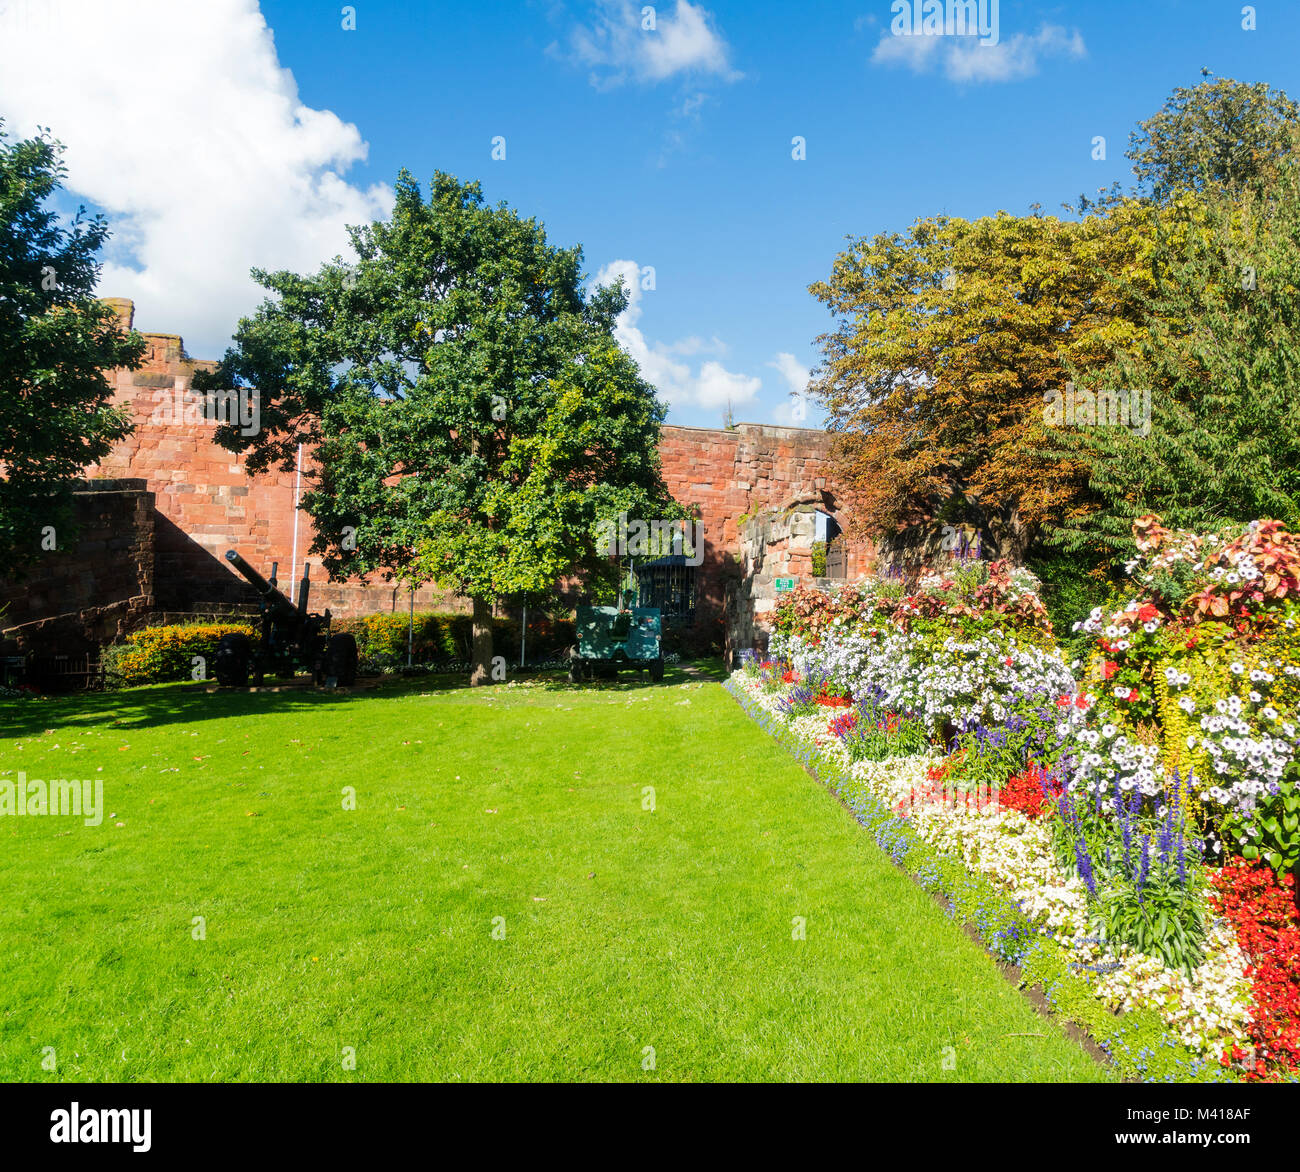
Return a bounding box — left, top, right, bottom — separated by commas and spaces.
213, 633, 252, 687
649, 657, 665, 683
326, 633, 359, 686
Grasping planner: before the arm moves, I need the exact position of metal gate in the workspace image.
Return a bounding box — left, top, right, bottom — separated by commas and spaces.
23, 652, 106, 693
825, 536, 847, 579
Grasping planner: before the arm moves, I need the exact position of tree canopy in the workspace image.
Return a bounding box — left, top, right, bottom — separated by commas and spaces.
1129, 77, 1299, 201
0, 121, 144, 569
204, 171, 678, 682
810, 78, 1300, 572
1049, 131, 1300, 554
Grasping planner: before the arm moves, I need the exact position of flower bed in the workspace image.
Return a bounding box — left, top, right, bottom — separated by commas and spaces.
732, 521, 1300, 1083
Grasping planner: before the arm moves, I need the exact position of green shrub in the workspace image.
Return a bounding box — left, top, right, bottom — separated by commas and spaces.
1026, 549, 1113, 664
334, 611, 575, 668
105, 622, 256, 687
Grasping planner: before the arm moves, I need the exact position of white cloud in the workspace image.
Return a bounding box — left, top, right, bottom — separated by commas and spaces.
768, 352, 816, 426
692, 361, 760, 411
767, 352, 809, 394
568, 0, 740, 87
0, 0, 392, 357
595, 258, 759, 412
663, 335, 728, 357
871, 23, 1085, 83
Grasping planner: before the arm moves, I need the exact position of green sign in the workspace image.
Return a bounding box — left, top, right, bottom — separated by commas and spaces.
773, 578, 795, 592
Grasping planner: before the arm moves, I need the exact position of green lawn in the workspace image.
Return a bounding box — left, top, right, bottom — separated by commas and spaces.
0, 666, 1108, 1082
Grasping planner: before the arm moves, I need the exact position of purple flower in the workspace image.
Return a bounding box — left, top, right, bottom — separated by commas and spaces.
1074, 837, 1098, 897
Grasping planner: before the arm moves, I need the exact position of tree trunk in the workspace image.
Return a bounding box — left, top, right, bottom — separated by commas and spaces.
470, 594, 495, 687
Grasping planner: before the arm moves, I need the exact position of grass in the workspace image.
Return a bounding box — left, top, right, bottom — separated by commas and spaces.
0, 664, 1108, 1082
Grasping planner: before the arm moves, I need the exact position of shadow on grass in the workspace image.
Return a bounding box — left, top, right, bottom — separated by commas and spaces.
0, 659, 725, 738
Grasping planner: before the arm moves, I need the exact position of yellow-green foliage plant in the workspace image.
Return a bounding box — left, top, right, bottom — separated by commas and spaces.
104, 623, 256, 687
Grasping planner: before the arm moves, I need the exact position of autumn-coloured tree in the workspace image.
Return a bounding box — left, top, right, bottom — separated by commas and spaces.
807, 201, 1160, 560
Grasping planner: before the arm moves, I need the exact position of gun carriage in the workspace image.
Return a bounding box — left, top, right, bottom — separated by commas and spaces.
214, 550, 358, 687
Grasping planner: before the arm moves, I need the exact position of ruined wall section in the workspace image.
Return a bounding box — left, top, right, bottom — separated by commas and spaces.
0, 480, 155, 653
658, 424, 874, 652
86, 300, 456, 617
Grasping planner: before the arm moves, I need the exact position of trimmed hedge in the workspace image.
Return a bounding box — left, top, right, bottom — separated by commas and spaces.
101, 612, 580, 688
334, 611, 576, 668
104, 623, 256, 687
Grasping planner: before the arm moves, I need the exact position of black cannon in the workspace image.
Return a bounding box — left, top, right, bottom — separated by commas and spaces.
213, 550, 358, 687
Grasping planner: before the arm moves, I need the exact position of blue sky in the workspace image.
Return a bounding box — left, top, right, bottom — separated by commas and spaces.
3, 0, 1299, 427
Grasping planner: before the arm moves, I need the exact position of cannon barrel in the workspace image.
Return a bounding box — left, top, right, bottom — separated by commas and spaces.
225, 549, 299, 620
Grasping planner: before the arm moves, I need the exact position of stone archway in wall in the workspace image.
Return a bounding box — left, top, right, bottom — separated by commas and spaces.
814, 509, 848, 580
724, 491, 849, 664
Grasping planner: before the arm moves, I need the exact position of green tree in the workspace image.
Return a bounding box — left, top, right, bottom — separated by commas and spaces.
1046, 143, 1300, 555
1129, 77, 1299, 201
0, 122, 144, 567
203, 171, 677, 684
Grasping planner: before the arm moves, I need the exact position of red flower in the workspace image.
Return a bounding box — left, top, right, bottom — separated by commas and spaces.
1210, 860, 1300, 1081
1103, 660, 1119, 680
997, 765, 1061, 820
1003, 656, 1014, 667
1137, 603, 1158, 622
815, 694, 853, 708
828, 711, 859, 739
1074, 694, 1090, 710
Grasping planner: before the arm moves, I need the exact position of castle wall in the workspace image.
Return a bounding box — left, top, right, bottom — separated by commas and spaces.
6, 301, 873, 657
0, 479, 156, 654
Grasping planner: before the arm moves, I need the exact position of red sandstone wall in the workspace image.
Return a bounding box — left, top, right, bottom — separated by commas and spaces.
86, 302, 453, 617
658, 423, 872, 641
77, 303, 869, 632
660, 423, 868, 560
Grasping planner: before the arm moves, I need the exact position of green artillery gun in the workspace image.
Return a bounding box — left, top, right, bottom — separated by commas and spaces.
569, 602, 664, 683
214, 550, 358, 687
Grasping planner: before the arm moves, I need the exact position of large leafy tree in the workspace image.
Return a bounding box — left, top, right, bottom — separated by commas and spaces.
1129, 77, 1299, 201
0, 122, 144, 568
808, 202, 1157, 560
204, 171, 676, 684
811, 78, 1300, 571
1047, 137, 1300, 555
